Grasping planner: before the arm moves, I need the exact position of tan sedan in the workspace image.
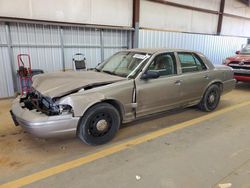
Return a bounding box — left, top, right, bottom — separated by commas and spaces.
10, 48, 235, 145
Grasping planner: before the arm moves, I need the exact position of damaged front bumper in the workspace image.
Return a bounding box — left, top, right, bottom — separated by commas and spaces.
10, 97, 79, 138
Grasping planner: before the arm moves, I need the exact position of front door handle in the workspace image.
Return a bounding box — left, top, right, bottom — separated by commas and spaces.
174, 80, 182, 85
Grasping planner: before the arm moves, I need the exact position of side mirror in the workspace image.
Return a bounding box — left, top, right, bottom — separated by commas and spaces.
141, 70, 160, 80
235, 50, 240, 55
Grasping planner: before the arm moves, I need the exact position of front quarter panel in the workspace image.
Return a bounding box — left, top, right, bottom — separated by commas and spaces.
59, 79, 135, 123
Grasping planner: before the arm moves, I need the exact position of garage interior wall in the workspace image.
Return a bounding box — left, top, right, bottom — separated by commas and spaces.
222, 0, 250, 36
0, 22, 132, 98
1, 0, 250, 98
139, 0, 249, 66
139, 29, 247, 64
140, 0, 250, 37
0, 23, 14, 98
0, 0, 133, 27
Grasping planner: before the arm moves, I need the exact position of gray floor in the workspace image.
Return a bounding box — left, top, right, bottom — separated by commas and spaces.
27, 105, 250, 188
0, 83, 250, 188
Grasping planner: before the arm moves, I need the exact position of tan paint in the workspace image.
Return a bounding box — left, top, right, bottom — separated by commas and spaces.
31, 49, 235, 123
32, 70, 125, 98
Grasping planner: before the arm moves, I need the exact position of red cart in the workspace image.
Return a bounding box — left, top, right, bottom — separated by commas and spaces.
17, 54, 32, 95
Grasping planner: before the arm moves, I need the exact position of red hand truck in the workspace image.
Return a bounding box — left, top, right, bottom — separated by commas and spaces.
17, 54, 32, 95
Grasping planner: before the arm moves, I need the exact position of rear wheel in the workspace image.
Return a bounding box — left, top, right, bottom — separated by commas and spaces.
77, 103, 120, 145
198, 84, 221, 112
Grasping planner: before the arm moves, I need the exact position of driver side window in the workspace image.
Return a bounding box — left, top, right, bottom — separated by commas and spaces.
148, 53, 177, 77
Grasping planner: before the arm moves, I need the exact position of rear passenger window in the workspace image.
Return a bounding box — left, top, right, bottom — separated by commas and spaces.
178, 53, 207, 73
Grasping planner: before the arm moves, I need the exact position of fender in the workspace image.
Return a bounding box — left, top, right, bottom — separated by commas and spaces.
201, 79, 223, 99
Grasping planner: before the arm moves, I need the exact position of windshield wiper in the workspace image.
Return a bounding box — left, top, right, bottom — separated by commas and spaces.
102, 70, 116, 75
95, 68, 100, 72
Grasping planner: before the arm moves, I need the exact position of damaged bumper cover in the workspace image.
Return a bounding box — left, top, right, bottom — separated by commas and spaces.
10, 97, 79, 138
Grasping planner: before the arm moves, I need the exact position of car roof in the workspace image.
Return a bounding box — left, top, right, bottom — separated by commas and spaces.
124, 48, 199, 54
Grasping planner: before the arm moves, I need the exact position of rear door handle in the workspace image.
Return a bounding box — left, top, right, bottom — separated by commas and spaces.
174, 80, 182, 85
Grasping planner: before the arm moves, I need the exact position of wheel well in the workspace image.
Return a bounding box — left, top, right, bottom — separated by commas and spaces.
101, 99, 124, 121
213, 82, 223, 92
76, 100, 124, 134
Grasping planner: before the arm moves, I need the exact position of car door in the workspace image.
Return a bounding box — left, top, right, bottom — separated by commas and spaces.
176, 52, 211, 105
135, 52, 183, 117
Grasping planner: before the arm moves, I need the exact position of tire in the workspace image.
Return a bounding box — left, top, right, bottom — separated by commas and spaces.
77, 103, 121, 145
198, 84, 221, 112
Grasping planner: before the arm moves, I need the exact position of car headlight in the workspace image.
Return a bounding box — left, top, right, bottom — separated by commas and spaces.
58, 104, 72, 114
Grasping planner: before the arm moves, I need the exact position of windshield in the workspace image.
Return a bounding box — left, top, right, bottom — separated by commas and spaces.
240, 45, 250, 55
95, 51, 151, 78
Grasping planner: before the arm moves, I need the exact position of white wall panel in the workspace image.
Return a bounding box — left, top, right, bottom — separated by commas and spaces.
162, 0, 220, 11
0, 0, 133, 27
139, 29, 247, 65
91, 0, 132, 27
224, 0, 250, 18
140, 1, 218, 34
221, 16, 250, 37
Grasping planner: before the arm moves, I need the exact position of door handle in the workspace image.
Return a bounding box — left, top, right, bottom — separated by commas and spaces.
174, 80, 182, 85
203, 75, 210, 79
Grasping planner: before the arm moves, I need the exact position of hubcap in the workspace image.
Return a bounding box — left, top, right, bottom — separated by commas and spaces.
96, 119, 108, 132
209, 94, 215, 103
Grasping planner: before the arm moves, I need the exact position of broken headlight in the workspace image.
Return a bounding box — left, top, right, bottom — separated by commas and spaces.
57, 104, 72, 114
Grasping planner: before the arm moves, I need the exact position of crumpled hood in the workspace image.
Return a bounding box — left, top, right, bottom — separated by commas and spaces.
32, 71, 126, 98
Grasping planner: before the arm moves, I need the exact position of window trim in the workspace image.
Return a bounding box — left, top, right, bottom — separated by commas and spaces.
144, 52, 178, 78
177, 52, 208, 74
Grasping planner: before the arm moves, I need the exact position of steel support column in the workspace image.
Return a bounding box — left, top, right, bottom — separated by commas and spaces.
217, 0, 225, 35
132, 0, 140, 48
59, 27, 65, 71
100, 29, 104, 62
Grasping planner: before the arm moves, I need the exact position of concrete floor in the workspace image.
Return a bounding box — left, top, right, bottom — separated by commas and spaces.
0, 83, 250, 188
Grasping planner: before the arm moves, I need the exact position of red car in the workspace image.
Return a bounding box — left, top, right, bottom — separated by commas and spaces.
224, 44, 250, 82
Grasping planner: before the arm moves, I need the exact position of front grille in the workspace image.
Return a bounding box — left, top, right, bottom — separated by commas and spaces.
229, 61, 250, 70
229, 61, 250, 65
229, 66, 250, 70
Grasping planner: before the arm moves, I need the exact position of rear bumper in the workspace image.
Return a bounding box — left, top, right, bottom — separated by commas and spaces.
10, 97, 79, 138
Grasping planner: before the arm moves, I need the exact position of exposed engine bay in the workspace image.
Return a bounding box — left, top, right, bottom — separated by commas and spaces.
20, 90, 72, 116
20, 82, 112, 116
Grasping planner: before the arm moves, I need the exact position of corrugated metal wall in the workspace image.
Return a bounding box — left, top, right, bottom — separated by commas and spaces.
139, 29, 247, 64
0, 22, 131, 98
0, 23, 14, 97
10, 23, 62, 72
0, 24, 247, 98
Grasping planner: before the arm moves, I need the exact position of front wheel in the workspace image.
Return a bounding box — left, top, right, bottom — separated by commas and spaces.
198, 84, 221, 112
77, 103, 121, 145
